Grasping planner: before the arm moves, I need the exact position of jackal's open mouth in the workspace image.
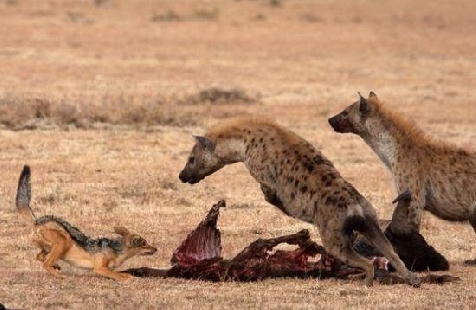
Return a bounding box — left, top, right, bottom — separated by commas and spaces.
141, 248, 157, 256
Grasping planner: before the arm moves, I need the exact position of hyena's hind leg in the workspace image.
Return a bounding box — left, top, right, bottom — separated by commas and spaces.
362, 220, 420, 287
323, 232, 375, 287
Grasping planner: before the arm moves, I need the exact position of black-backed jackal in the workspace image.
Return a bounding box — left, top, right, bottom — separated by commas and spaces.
16, 165, 157, 281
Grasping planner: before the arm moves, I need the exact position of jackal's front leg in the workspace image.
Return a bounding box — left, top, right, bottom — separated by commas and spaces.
93, 258, 132, 281
94, 267, 132, 281
43, 243, 66, 278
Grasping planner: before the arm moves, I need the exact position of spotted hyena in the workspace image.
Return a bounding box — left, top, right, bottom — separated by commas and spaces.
329, 92, 476, 263
179, 118, 420, 286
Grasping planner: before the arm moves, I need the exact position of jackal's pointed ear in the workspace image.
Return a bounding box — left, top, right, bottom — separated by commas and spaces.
358, 92, 371, 115
368, 91, 378, 101
193, 135, 215, 151
114, 226, 131, 237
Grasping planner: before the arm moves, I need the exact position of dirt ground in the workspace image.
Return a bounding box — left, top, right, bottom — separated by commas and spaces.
1, 0, 476, 309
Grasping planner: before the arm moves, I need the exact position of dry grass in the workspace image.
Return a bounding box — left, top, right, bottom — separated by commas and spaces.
0, 89, 259, 130
1, 0, 476, 309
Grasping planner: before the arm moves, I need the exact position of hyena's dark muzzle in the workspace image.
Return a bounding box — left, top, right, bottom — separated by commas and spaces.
179, 169, 191, 183
178, 169, 200, 184
328, 114, 355, 133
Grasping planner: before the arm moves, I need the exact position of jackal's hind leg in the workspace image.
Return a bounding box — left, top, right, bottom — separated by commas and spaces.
32, 237, 49, 260
32, 237, 61, 270
38, 251, 61, 270
39, 229, 70, 277
43, 243, 67, 278
35, 248, 48, 262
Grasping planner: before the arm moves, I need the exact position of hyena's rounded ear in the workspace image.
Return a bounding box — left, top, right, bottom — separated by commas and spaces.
368, 91, 379, 101
358, 92, 371, 115
192, 135, 215, 151
114, 226, 131, 237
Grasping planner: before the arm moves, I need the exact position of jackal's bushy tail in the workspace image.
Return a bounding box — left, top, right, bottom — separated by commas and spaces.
16, 165, 35, 223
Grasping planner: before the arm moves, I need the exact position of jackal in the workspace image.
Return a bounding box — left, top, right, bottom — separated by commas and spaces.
16, 165, 157, 281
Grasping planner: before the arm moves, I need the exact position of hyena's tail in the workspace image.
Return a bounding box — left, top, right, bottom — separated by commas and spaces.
342, 204, 367, 235
342, 215, 367, 236
16, 165, 36, 223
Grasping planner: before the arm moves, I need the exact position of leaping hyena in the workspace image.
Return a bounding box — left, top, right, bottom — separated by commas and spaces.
179, 117, 420, 286
329, 92, 476, 263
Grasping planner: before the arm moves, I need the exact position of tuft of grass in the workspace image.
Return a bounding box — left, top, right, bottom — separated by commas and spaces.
192, 7, 220, 21
252, 13, 266, 21
151, 10, 181, 22
67, 12, 93, 24
269, 0, 282, 7
5, 0, 19, 5
180, 87, 259, 105
94, 0, 111, 7
301, 13, 323, 23
0, 92, 204, 130
150, 8, 219, 23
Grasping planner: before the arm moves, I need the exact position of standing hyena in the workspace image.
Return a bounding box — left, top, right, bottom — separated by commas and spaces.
178, 118, 420, 286
328, 92, 476, 263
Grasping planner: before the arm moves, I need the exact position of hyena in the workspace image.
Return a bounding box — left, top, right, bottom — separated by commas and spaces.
329, 92, 476, 262
179, 118, 420, 286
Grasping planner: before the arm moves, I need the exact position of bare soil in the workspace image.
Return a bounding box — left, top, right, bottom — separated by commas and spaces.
1, 0, 476, 309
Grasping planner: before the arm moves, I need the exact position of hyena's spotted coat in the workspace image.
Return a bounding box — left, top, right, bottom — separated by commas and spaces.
179, 117, 419, 286
329, 92, 476, 262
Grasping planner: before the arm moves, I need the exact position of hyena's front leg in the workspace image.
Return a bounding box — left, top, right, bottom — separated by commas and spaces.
260, 184, 289, 216
391, 186, 425, 234
389, 189, 417, 235
464, 211, 476, 265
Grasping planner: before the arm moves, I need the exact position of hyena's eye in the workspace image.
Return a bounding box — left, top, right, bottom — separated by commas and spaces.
188, 157, 195, 164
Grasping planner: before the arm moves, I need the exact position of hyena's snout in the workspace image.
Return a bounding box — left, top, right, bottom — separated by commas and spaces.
328, 114, 353, 133
178, 169, 189, 183
178, 169, 199, 184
